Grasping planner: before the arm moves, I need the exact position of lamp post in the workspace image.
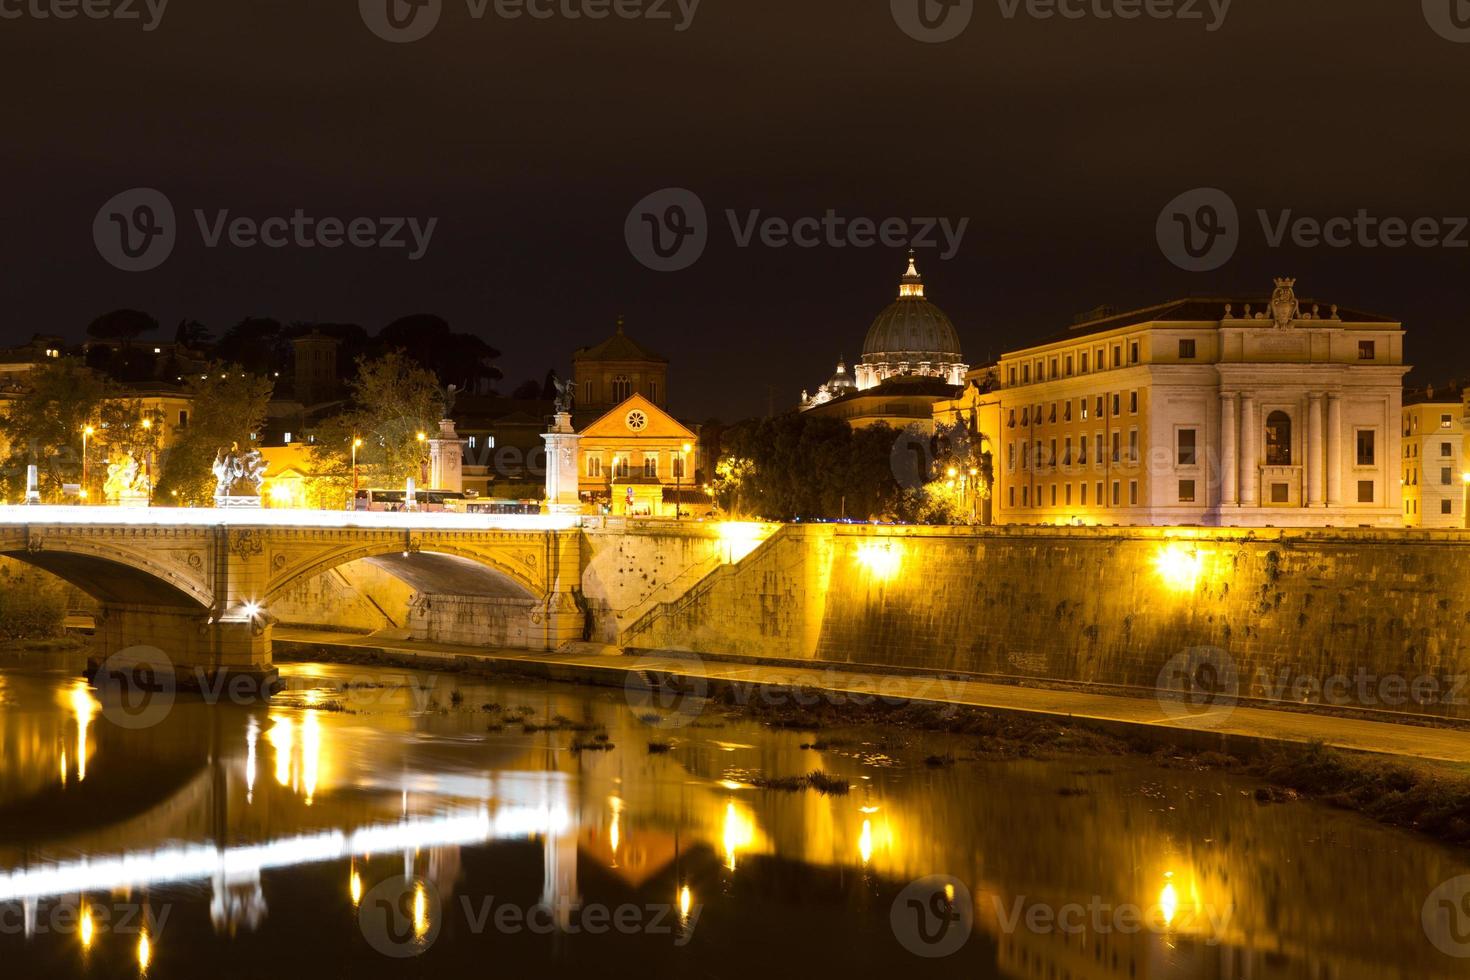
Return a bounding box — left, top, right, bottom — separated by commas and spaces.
676, 442, 692, 520
141, 417, 153, 506
81, 425, 95, 503
416, 431, 428, 488
1462, 472, 1469, 530
352, 437, 363, 504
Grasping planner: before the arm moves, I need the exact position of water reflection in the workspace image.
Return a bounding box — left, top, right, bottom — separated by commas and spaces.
0, 661, 1464, 978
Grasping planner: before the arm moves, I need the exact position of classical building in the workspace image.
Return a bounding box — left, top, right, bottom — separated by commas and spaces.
576, 394, 706, 517
989, 279, 1408, 527
572, 319, 668, 421
800, 253, 968, 432
1401, 383, 1468, 528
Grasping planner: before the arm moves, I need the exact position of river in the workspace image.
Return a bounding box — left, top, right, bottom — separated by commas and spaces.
0, 654, 1463, 978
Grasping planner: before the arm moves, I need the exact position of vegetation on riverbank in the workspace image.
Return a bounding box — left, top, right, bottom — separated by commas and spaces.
0, 565, 68, 642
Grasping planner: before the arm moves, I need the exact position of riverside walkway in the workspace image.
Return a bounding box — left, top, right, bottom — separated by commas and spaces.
273, 627, 1470, 765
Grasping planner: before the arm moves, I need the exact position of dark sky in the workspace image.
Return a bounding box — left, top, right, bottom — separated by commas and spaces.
3, 0, 1469, 419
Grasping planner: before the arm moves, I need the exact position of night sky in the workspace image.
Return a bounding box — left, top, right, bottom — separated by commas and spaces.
3, 0, 1469, 420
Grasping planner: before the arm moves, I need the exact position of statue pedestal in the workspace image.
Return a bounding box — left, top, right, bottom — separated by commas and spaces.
111, 491, 149, 509
428, 418, 466, 493
215, 496, 262, 510
542, 412, 582, 514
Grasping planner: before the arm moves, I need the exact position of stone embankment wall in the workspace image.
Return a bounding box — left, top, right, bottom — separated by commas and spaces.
622, 524, 1470, 719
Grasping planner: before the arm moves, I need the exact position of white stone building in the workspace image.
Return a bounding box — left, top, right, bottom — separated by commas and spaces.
992, 279, 1408, 527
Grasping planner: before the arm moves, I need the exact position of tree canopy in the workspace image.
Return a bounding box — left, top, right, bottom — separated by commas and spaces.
0, 359, 117, 501
155, 366, 274, 505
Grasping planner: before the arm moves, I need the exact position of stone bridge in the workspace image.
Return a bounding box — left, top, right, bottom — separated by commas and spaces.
0, 509, 586, 687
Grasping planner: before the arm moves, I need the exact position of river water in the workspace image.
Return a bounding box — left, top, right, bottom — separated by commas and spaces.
0, 655, 1464, 979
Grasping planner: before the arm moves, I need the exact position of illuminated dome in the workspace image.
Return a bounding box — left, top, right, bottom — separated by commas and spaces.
854, 253, 967, 390
827, 359, 856, 392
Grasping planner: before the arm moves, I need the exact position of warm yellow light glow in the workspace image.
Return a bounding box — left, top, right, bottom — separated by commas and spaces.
350, 866, 363, 906
1462, 472, 1470, 485
301, 711, 321, 806
83, 426, 95, 437
353, 438, 364, 449
855, 541, 902, 581
245, 717, 259, 803
268, 716, 294, 787
141, 418, 152, 430
858, 819, 874, 865
717, 522, 766, 562
79, 904, 95, 950
722, 801, 755, 872
608, 796, 622, 860
678, 885, 692, 923
137, 930, 152, 974
67, 682, 98, 782
1153, 543, 1203, 592
416, 432, 427, 443
412, 882, 430, 938
946, 467, 958, 479
1159, 879, 1179, 927
681, 442, 692, 454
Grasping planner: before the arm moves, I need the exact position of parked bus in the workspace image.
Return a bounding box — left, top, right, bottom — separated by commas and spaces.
464, 498, 542, 516
350, 489, 469, 512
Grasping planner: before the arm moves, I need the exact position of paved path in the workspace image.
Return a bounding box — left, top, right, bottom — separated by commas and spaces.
273, 628, 1470, 765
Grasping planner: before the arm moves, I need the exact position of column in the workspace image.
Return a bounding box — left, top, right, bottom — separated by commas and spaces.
542, 412, 583, 514
1307, 394, 1325, 506
1220, 392, 1238, 507
1239, 394, 1258, 506
1326, 394, 1343, 506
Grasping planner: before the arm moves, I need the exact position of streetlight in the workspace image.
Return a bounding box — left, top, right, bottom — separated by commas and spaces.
1462, 472, 1469, 530
676, 442, 692, 520
416, 432, 428, 490
352, 437, 363, 504
81, 425, 95, 504
141, 417, 153, 505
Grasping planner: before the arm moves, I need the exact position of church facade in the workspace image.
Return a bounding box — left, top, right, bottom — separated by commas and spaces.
987, 279, 1407, 528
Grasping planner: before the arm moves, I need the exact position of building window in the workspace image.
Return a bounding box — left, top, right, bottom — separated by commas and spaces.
1111, 432, 1121, 463
1357, 429, 1376, 466
178, 410, 189, 429
1128, 429, 1139, 464
1443, 442, 1453, 457
1265, 411, 1293, 466
1063, 401, 1073, 423
648, 381, 660, 403
1009, 486, 1016, 507
1179, 480, 1196, 503
1095, 396, 1104, 418
1129, 391, 1138, 414
1444, 499, 1454, 515
1065, 484, 1072, 505
1022, 364, 1030, 383
1094, 433, 1103, 463
1129, 341, 1140, 364
613, 457, 630, 479
1129, 480, 1138, 505
1009, 367, 1017, 386
1096, 481, 1104, 505
1050, 358, 1059, 379
1080, 483, 1088, 505
1443, 414, 1454, 429
1178, 429, 1197, 466
673, 456, 687, 479
1078, 437, 1088, 465
1111, 393, 1120, 416
1049, 403, 1057, 424
587, 457, 603, 478
1081, 400, 1089, 421
612, 376, 632, 401
1358, 480, 1375, 503
1065, 355, 1073, 376
1080, 353, 1089, 373
1022, 486, 1029, 507
1358, 341, 1376, 360
1443, 467, 1453, 486
643, 453, 658, 478
1049, 439, 1058, 468
1179, 339, 1196, 359
1051, 485, 1058, 506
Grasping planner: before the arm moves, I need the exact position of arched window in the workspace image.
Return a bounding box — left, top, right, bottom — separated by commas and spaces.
1265, 411, 1292, 466
611, 376, 631, 402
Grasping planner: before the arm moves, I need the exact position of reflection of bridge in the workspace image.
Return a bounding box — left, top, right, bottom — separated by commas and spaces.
0, 508, 587, 684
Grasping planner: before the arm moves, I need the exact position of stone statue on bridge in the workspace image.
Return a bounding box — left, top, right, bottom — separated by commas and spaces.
103, 452, 148, 506
212, 443, 268, 503
551, 374, 575, 415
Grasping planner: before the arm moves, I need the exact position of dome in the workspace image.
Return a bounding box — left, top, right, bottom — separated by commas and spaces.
861, 254, 963, 362
827, 359, 856, 391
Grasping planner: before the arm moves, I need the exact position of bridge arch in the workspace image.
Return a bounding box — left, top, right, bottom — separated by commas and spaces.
263, 541, 543, 606
0, 543, 212, 609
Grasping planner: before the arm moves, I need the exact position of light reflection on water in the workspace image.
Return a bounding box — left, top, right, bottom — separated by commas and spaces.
0, 659, 1464, 978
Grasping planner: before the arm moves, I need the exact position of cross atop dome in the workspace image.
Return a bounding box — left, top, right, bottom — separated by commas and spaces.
899, 249, 925, 299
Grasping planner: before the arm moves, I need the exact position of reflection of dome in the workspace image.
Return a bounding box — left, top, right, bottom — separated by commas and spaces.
855, 253, 967, 391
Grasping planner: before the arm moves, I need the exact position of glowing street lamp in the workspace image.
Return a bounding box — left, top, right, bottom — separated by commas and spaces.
352, 437, 363, 503
141, 417, 154, 505
675, 441, 693, 520
81, 425, 95, 504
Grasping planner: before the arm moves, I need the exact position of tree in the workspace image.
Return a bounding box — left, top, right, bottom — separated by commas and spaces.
375, 314, 503, 392
173, 319, 214, 349
310, 351, 443, 506
0, 359, 117, 501
86, 309, 158, 346
511, 378, 543, 400
214, 318, 288, 376
155, 366, 274, 505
